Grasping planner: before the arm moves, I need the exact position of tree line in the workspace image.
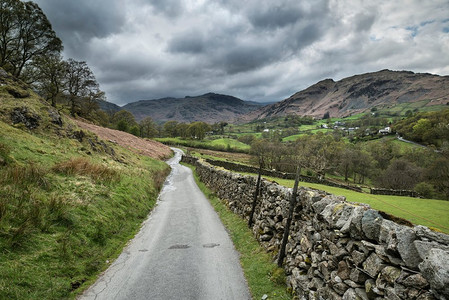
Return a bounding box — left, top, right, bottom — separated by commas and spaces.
106, 110, 213, 140
0, 0, 105, 119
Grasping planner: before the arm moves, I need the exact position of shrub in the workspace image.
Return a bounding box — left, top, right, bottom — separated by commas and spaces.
116, 120, 128, 132
129, 125, 140, 136
238, 134, 256, 145
414, 182, 435, 199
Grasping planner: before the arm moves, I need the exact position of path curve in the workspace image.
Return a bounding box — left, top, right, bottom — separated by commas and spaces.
79, 148, 250, 300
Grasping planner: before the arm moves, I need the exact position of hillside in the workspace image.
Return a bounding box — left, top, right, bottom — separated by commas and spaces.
244, 69, 449, 120
0, 68, 172, 298
121, 92, 263, 123
74, 119, 170, 159
96, 99, 121, 115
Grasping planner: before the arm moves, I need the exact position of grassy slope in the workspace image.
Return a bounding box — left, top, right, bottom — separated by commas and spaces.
185, 164, 291, 300
0, 79, 170, 299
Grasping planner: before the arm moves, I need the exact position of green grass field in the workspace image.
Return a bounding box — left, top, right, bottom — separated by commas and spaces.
209, 138, 251, 150
282, 133, 304, 142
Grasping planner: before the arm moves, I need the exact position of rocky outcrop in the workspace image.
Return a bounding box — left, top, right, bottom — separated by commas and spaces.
10, 106, 41, 129
184, 156, 449, 300
370, 188, 419, 198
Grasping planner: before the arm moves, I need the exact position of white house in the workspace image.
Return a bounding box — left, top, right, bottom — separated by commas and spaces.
378, 127, 391, 134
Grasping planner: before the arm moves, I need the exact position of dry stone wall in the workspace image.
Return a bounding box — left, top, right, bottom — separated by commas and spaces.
183, 156, 449, 300
370, 188, 419, 198
202, 158, 363, 192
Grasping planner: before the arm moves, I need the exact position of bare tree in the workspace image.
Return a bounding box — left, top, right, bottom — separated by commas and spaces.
377, 158, 422, 190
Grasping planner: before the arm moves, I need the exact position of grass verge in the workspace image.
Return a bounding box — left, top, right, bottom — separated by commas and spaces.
184, 163, 292, 300
0, 121, 170, 299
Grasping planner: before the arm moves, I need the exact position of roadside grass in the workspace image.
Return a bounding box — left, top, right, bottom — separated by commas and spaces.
255, 175, 449, 234
185, 164, 292, 300
0, 120, 170, 299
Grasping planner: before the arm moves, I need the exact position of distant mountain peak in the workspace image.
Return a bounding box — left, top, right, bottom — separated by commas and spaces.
118, 93, 261, 123
242, 69, 449, 121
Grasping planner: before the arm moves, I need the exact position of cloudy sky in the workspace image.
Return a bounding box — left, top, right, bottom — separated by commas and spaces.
33, 0, 449, 106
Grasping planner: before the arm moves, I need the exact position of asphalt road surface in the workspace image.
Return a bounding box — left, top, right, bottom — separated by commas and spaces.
79, 148, 250, 300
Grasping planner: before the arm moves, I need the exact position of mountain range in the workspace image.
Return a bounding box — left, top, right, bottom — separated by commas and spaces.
99, 69, 449, 123
99, 93, 264, 123
245, 69, 448, 121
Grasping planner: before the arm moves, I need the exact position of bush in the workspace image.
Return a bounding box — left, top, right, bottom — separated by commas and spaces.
129, 125, 140, 136
238, 134, 256, 145
414, 182, 435, 199
116, 120, 128, 132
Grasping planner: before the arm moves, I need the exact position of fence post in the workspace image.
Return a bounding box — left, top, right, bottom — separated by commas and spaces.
277, 165, 301, 267
248, 161, 263, 228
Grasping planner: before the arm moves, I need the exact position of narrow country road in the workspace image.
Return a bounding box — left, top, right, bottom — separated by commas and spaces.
79, 148, 251, 300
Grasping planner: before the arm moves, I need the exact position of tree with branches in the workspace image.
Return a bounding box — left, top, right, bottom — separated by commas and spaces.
65, 59, 103, 116
0, 0, 62, 78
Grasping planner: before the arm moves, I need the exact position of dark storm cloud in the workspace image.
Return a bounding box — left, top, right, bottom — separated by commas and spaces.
31, 0, 449, 105
167, 31, 206, 54
33, 0, 126, 58
166, 0, 329, 76
248, 5, 305, 29
147, 0, 185, 17
34, 0, 125, 39
221, 45, 275, 74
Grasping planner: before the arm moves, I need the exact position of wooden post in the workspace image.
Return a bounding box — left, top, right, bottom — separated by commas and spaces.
248, 161, 262, 228
277, 164, 301, 267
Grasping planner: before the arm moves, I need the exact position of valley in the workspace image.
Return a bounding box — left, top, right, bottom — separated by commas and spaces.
1, 1, 448, 299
